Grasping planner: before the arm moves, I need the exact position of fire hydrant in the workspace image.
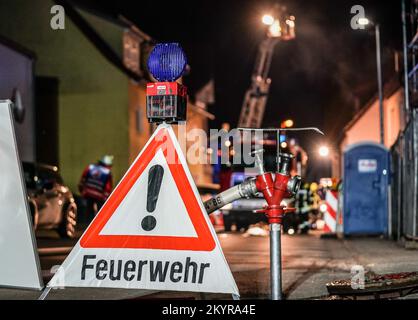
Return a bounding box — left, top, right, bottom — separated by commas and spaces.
204, 150, 301, 300
253, 150, 301, 299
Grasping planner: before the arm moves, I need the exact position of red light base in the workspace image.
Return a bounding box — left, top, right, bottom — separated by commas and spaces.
146, 82, 187, 124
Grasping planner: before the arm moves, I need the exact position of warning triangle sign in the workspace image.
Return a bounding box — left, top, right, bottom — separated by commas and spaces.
79, 125, 215, 251
48, 124, 238, 296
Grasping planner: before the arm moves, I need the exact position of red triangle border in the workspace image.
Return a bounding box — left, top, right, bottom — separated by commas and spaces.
80, 127, 216, 251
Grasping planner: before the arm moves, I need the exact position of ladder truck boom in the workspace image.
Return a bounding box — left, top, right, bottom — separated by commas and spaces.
238, 38, 279, 128
238, 6, 296, 128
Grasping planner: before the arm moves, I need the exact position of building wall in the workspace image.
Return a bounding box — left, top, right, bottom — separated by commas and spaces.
340, 101, 379, 152
0, 42, 35, 162
384, 89, 403, 147
336, 88, 403, 178
127, 81, 213, 186
340, 88, 403, 152
182, 105, 213, 185
161, 106, 213, 186
128, 81, 152, 162
0, 0, 130, 191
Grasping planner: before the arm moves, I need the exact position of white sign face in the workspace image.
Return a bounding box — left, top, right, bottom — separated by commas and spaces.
358, 159, 377, 173
0, 100, 43, 289
48, 124, 239, 296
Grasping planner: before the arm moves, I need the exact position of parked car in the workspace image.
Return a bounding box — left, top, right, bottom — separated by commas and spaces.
22, 162, 77, 238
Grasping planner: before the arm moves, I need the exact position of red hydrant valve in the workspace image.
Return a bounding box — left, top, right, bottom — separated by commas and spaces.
254, 152, 301, 225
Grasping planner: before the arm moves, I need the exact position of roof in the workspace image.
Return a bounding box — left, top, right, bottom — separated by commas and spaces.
189, 103, 215, 120
55, 0, 152, 82
0, 35, 36, 60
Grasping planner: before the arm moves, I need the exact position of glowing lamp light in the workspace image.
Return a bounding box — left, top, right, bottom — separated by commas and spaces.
262, 14, 275, 26
318, 146, 330, 157
286, 17, 296, 28
284, 119, 294, 128
268, 20, 282, 38
319, 203, 328, 213
358, 17, 370, 26
147, 43, 187, 82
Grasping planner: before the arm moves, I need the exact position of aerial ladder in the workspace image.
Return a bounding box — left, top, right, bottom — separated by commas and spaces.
237, 5, 296, 128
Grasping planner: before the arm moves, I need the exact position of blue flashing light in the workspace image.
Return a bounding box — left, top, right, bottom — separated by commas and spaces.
279, 134, 286, 143
147, 43, 187, 82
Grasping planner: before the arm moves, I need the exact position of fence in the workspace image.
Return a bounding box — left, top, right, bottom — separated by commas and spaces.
390, 109, 418, 240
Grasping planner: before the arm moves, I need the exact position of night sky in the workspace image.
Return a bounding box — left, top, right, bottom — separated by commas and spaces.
75, 0, 403, 179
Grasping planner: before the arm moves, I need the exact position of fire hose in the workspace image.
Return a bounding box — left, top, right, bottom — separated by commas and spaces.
204, 178, 258, 214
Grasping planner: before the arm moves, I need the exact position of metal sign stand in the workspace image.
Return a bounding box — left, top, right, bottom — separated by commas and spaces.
38, 286, 51, 300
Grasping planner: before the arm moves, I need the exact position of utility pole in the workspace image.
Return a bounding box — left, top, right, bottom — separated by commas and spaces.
375, 24, 384, 145
357, 18, 385, 145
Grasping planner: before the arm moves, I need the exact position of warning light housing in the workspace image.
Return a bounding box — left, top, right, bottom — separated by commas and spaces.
146, 82, 187, 123
146, 43, 188, 124
147, 43, 187, 82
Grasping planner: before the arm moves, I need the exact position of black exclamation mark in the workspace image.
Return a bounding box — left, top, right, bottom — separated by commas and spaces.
141, 164, 164, 231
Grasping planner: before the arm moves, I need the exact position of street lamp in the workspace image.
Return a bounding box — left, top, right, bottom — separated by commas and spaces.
318, 145, 332, 178
318, 145, 330, 158
262, 14, 275, 26
358, 17, 370, 26
282, 119, 294, 128
357, 17, 384, 145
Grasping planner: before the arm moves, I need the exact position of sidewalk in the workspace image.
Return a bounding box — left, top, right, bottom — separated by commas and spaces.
282, 233, 418, 299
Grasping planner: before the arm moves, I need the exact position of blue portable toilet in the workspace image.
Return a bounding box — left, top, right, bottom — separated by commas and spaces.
343, 142, 389, 235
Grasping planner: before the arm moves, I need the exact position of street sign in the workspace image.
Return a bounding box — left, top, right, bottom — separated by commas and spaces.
48, 123, 238, 296
0, 100, 43, 290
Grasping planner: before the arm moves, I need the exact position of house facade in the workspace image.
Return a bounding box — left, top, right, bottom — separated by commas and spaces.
0, 0, 214, 192
334, 79, 405, 178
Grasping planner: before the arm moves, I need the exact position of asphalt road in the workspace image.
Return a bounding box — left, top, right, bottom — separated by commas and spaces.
1, 227, 418, 300
29, 229, 303, 300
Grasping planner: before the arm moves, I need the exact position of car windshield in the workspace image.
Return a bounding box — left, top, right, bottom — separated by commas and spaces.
37, 166, 63, 185
22, 162, 36, 189
22, 162, 63, 189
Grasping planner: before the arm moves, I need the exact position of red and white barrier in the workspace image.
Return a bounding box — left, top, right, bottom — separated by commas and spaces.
324, 190, 338, 233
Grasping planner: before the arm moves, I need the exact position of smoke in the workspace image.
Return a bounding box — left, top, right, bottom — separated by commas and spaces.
283, 1, 381, 141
